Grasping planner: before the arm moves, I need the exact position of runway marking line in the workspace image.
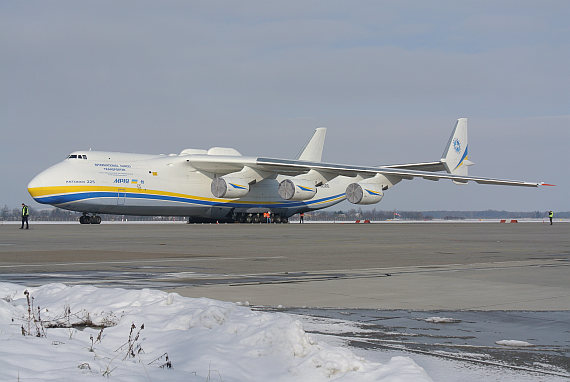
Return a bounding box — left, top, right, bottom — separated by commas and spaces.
0, 256, 286, 268
193, 259, 568, 279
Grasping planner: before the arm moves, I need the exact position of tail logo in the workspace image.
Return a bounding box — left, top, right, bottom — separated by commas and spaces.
453, 138, 461, 153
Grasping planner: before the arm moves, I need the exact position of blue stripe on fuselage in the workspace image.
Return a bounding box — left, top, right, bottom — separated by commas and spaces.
35, 191, 345, 209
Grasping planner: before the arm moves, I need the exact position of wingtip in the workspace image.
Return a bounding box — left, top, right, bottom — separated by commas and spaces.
540, 183, 556, 186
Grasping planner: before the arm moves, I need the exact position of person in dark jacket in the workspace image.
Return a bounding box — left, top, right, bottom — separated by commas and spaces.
20, 203, 29, 229
548, 211, 553, 225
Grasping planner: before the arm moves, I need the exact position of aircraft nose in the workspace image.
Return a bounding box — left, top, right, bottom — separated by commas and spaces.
28, 173, 42, 190
28, 169, 49, 189
27, 168, 54, 203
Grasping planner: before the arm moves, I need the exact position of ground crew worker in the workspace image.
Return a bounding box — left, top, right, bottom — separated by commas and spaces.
20, 203, 29, 229
300, 212, 304, 223
548, 211, 553, 225
265, 211, 271, 223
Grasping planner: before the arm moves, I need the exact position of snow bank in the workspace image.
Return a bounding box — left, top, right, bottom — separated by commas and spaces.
495, 340, 534, 347
423, 316, 461, 323
0, 283, 431, 382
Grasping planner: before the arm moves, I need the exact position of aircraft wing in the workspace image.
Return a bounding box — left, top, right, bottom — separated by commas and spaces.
380, 161, 446, 172
185, 119, 546, 188
185, 155, 542, 187
254, 157, 542, 187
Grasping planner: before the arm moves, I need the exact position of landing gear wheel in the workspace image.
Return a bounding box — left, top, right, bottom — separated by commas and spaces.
80, 214, 101, 224
274, 215, 281, 223
252, 214, 261, 223
245, 214, 252, 223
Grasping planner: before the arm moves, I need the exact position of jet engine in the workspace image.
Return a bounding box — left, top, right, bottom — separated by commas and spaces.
211, 177, 250, 198
345, 183, 383, 205
278, 179, 317, 201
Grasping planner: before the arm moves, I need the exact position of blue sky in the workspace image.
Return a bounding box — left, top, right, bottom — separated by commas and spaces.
1, 1, 568, 211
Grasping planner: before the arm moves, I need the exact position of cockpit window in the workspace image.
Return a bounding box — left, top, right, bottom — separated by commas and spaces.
68, 155, 77, 159
67, 154, 87, 159
82, 155, 87, 159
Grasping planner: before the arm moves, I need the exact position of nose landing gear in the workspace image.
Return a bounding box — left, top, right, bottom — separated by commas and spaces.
79, 213, 102, 224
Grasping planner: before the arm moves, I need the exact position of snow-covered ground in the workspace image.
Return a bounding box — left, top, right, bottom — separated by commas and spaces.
0, 282, 431, 381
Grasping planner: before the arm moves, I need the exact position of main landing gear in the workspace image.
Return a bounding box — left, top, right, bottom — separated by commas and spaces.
233, 213, 288, 224
79, 213, 102, 224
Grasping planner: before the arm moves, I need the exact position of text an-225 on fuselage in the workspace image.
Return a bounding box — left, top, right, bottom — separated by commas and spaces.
27, 118, 545, 224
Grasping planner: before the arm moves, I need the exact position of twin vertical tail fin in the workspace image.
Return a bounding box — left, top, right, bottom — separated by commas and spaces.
298, 127, 327, 162
441, 118, 473, 180
298, 121, 472, 180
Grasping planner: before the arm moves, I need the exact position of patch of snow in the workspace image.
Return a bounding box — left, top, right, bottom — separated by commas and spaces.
495, 340, 534, 347
423, 316, 461, 323
294, 315, 373, 336
0, 282, 431, 381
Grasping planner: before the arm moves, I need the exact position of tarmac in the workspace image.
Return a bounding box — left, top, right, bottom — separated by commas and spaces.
0, 222, 568, 310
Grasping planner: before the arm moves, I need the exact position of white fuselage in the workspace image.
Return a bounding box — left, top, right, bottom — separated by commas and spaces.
27, 119, 541, 221
27, 151, 350, 219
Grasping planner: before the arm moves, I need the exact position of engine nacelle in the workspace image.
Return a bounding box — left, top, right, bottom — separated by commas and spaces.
345, 183, 384, 205
211, 177, 250, 198
278, 179, 317, 201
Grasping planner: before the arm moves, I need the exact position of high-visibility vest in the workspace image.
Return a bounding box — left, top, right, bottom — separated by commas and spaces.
549, 211, 553, 218
22, 206, 29, 216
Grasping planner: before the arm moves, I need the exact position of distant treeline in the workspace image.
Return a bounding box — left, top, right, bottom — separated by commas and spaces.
1, 205, 566, 222
0, 206, 185, 222
298, 209, 566, 221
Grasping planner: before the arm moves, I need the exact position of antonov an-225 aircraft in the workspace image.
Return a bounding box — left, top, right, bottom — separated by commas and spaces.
28, 118, 544, 224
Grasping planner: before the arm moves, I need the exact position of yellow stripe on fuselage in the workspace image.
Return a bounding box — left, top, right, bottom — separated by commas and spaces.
27, 185, 336, 205
29, 185, 127, 197
310, 194, 346, 206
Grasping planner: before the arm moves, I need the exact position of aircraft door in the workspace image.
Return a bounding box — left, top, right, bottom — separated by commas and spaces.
117, 188, 126, 205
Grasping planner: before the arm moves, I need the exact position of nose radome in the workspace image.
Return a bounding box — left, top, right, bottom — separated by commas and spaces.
28, 168, 51, 189
28, 159, 72, 203
28, 173, 42, 190
27, 168, 55, 203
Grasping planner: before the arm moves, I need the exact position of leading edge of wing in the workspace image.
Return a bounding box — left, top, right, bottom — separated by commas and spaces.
255, 157, 542, 187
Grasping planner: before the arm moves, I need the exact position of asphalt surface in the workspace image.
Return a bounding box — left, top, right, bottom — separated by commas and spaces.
3, 221, 568, 379
283, 308, 570, 379
0, 221, 568, 310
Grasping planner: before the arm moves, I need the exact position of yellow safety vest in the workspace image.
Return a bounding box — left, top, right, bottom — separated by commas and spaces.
22, 206, 29, 216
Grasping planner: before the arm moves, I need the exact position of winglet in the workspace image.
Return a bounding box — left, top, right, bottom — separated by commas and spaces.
298, 127, 327, 162
540, 183, 556, 186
